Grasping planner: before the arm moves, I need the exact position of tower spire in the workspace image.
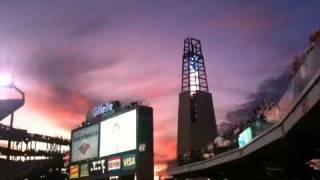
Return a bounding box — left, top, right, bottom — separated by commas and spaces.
182, 37, 209, 94
177, 37, 217, 164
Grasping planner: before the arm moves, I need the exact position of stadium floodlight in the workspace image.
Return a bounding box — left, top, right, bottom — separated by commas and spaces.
0, 73, 13, 87
0, 72, 25, 161
0, 72, 24, 99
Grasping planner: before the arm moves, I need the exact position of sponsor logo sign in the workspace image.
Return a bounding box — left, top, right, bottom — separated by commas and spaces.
69, 165, 79, 179
80, 163, 89, 177
71, 124, 99, 162
79, 143, 90, 155
92, 102, 115, 117
90, 159, 106, 175
122, 154, 136, 170
108, 157, 121, 171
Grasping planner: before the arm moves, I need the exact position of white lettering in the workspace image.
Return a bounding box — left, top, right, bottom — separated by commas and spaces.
92, 102, 114, 117
124, 157, 135, 167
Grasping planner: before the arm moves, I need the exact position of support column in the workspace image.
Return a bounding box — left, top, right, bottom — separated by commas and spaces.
7, 112, 14, 160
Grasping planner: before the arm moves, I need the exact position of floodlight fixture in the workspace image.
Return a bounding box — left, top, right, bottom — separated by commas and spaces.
0, 73, 13, 87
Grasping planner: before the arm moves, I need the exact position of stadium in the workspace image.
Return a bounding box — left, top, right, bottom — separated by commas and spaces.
0, 85, 154, 180
0, 82, 70, 179
0, 2, 319, 179
163, 30, 320, 180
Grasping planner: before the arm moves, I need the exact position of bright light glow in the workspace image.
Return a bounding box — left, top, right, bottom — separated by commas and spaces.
99, 110, 137, 157
189, 55, 200, 94
0, 73, 12, 87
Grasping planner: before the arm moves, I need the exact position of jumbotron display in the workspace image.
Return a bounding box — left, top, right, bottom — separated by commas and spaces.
69, 103, 154, 180
99, 109, 137, 157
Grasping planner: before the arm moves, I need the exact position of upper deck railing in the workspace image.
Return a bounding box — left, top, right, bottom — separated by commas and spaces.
266, 42, 320, 124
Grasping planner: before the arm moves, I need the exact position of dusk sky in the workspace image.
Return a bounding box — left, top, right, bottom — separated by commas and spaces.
0, 0, 319, 169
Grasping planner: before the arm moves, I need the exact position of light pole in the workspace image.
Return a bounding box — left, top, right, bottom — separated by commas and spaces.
0, 75, 25, 160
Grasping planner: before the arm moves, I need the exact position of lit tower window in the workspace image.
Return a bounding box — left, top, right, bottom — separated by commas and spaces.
181, 38, 209, 95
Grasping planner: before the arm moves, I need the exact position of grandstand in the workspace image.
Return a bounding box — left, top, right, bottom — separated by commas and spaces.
0, 99, 24, 120
0, 84, 70, 179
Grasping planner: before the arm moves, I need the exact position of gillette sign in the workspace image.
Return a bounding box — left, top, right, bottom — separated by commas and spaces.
71, 124, 99, 162
92, 101, 119, 117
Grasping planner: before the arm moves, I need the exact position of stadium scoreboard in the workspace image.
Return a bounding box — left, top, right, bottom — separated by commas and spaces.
70, 104, 153, 180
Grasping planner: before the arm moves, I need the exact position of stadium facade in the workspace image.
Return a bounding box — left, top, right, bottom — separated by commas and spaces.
0, 84, 70, 180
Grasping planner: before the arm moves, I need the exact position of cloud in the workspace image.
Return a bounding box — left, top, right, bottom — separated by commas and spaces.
24, 85, 91, 129
1, 0, 318, 170
226, 68, 290, 126
19, 47, 120, 84
68, 16, 108, 38
154, 135, 176, 164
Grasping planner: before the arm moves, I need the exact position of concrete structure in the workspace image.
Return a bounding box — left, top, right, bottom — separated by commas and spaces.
177, 38, 217, 161
169, 33, 320, 180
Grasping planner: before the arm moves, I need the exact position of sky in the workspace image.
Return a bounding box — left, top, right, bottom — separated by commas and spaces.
0, 0, 319, 169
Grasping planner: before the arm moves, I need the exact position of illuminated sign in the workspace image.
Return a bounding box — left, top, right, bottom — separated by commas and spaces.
100, 110, 137, 157
71, 124, 99, 162
90, 159, 106, 174
109, 176, 120, 180
92, 101, 116, 117
80, 163, 89, 177
70, 165, 79, 179
108, 157, 121, 171
238, 127, 253, 148
122, 154, 136, 170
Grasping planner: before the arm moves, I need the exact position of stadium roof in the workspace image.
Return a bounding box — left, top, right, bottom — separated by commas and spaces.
0, 99, 24, 121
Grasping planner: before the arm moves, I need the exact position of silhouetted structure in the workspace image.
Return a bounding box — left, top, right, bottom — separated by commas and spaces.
169, 29, 320, 180
177, 37, 217, 163
70, 102, 153, 180
0, 85, 69, 180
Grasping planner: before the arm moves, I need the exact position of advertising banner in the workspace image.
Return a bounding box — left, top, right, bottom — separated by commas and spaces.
89, 159, 106, 176
122, 154, 136, 171
100, 110, 137, 157
108, 157, 121, 171
70, 165, 79, 179
80, 163, 89, 177
71, 124, 99, 162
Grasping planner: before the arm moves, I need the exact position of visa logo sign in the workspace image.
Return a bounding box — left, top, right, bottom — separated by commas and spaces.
122, 154, 135, 170
124, 157, 135, 166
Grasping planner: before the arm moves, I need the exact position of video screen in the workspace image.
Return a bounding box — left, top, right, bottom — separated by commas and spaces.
99, 109, 137, 157
71, 124, 99, 162
238, 127, 253, 148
